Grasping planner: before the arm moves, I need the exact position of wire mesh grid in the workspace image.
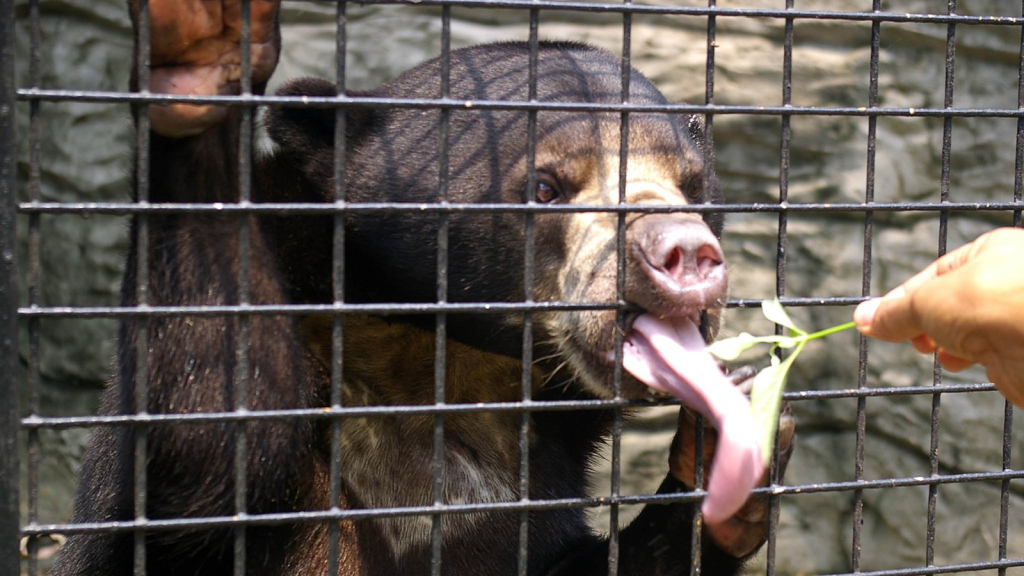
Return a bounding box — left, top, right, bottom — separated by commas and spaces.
3, 1, 1024, 576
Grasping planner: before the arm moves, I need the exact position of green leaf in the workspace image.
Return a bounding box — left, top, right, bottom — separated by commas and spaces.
705, 333, 800, 361
701, 300, 858, 467
749, 343, 802, 467
761, 298, 805, 336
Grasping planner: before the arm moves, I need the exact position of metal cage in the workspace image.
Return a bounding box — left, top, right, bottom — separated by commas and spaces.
3, 1, 1024, 575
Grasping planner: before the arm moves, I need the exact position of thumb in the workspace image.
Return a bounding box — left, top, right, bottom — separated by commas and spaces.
855, 240, 982, 342
854, 290, 926, 343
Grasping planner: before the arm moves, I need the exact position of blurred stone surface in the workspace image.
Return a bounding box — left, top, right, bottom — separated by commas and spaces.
12, 1, 1024, 574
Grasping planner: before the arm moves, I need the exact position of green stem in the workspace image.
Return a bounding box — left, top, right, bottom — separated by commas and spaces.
803, 321, 857, 341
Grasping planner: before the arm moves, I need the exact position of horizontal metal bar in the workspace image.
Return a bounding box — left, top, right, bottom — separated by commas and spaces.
19, 382, 999, 431
729, 296, 867, 308
17, 301, 622, 318
18, 200, 1024, 216
20, 494, 648, 536
10, 0, 1024, 28
16, 89, 1024, 119
20, 468, 1024, 538
19, 294, 877, 319
785, 382, 999, 400
14, 295, 864, 317
20, 399, 668, 429
8, 295, 892, 319
344, 1, 1024, 26
16, 297, 868, 319
818, 558, 1024, 576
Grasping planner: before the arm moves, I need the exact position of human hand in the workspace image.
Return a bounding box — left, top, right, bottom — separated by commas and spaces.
854, 227, 1024, 408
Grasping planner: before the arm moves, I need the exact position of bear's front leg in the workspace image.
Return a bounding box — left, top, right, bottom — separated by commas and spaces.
546, 369, 795, 576
671, 395, 796, 559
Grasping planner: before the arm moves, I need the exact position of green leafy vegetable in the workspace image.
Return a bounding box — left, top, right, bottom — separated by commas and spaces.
706, 299, 855, 466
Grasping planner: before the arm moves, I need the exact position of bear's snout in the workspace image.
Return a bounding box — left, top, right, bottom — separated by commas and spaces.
628, 214, 728, 317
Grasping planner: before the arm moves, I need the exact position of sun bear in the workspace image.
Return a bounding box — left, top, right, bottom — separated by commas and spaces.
49, 1, 794, 575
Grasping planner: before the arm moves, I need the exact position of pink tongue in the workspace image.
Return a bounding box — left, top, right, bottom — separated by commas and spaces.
622, 313, 762, 524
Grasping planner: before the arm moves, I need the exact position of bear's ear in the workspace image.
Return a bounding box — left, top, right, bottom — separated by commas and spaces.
681, 113, 725, 237
684, 114, 709, 154
266, 77, 378, 159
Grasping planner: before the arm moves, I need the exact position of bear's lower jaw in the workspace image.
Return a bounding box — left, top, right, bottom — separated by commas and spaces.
557, 343, 666, 400
543, 306, 716, 400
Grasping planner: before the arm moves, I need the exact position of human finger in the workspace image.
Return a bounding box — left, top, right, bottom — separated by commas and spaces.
854, 235, 988, 340
854, 295, 926, 342
879, 240, 979, 302
911, 334, 937, 354
992, 373, 1024, 410
936, 349, 974, 372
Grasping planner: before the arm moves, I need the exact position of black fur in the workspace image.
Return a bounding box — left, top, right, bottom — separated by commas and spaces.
52, 41, 748, 576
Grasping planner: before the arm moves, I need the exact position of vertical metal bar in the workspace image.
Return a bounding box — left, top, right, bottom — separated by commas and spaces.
133, 2, 153, 574
852, 1, 882, 571
330, 3, 349, 576
997, 5, 1024, 575
431, 6, 453, 575
701, 0, 716, 187
1017, 0, 1024, 232
926, 3, 957, 572
997, 400, 1013, 576
775, 0, 793, 303
608, 4, 633, 574
688, 410, 705, 576
518, 6, 541, 576
690, 4, 717, 574
233, 2, 254, 574
767, 5, 795, 576
0, 0, 20, 572
24, 2, 42, 574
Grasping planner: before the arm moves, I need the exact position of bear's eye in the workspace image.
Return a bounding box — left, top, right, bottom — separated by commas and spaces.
535, 181, 560, 203
680, 176, 703, 203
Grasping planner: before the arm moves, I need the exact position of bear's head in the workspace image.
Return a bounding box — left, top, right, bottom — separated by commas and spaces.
268, 42, 727, 400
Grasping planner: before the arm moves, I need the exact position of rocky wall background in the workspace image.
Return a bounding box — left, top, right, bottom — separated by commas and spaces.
12, 0, 1024, 574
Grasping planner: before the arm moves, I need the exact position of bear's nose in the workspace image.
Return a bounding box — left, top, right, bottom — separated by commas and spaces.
627, 213, 727, 316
